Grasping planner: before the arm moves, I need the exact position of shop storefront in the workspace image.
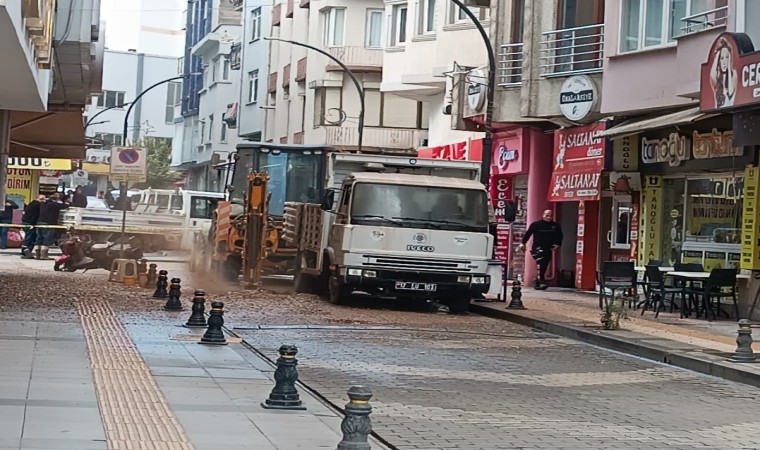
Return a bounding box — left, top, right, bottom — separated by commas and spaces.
4, 157, 72, 216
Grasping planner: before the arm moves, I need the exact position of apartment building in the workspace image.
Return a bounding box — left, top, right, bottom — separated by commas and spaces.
83, 50, 180, 194
265, 0, 426, 152
380, 0, 489, 159
236, 0, 271, 142
173, 0, 241, 191
0, 0, 103, 206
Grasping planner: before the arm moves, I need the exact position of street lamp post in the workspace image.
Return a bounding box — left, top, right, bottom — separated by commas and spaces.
448, 0, 496, 188
84, 102, 132, 130
263, 36, 365, 152
117, 74, 187, 256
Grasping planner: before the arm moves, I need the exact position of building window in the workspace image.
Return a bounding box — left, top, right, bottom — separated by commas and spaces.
251, 7, 262, 41
449, 5, 489, 24
391, 3, 408, 46
166, 82, 181, 123
420, 0, 436, 34
207, 115, 214, 143
323, 8, 346, 47
221, 113, 228, 142
620, 0, 722, 52
610, 196, 633, 249
101, 91, 126, 108
222, 56, 230, 81
212, 59, 219, 82
248, 70, 259, 104
177, 56, 184, 75
94, 133, 124, 149
366, 9, 384, 48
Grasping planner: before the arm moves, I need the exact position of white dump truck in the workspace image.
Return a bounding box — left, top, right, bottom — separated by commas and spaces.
284, 153, 494, 313
60, 188, 225, 252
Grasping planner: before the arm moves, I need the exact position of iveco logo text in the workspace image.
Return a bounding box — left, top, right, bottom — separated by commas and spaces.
407, 245, 435, 252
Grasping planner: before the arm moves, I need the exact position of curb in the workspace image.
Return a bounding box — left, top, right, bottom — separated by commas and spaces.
469, 303, 760, 389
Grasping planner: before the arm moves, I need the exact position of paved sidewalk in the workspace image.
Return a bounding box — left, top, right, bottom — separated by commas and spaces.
0, 295, 386, 450
473, 287, 760, 388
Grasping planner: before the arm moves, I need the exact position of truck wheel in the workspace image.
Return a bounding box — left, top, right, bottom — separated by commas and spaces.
445, 296, 471, 314
327, 274, 350, 305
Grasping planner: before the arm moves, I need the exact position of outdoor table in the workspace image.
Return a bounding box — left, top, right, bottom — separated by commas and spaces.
635, 266, 674, 272
666, 271, 747, 318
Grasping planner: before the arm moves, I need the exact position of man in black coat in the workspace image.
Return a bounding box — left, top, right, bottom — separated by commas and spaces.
34, 194, 69, 260
0, 197, 19, 250
21, 194, 45, 258
518, 209, 563, 290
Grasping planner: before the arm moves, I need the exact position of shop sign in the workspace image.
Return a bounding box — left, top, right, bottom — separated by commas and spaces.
641, 133, 689, 166
638, 176, 663, 266
38, 170, 62, 185
559, 75, 598, 122
7, 157, 71, 171
547, 122, 607, 202
700, 32, 760, 112
741, 166, 760, 270
490, 174, 513, 223
629, 203, 639, 261
467, 69, 486, 112
692, 129, 744, 159
492, 133, 524, 175
612, 135, 639, 171
6, 168, 32, 206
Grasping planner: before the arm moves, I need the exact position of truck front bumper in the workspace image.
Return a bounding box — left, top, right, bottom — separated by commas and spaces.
341, 267, 490, 298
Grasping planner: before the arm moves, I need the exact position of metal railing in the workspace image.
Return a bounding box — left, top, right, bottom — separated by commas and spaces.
539, 24, 604, 77
680, 6, 728, 35
327, 46, 383, 67
497, 43, 523, 87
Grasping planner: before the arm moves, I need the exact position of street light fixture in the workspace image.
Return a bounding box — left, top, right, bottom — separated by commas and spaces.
263, 36, 365, 152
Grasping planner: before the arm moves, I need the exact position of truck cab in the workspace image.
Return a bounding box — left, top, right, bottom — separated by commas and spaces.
321, 171, 493, 312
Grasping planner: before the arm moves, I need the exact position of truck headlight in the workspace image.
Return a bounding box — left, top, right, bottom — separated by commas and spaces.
348, 268, 362, 276
472, 276, 487, 284
363, 270, 377, 278
457, 276, 470, 283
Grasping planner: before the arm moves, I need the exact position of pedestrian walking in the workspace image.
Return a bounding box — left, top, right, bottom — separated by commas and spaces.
0, 198, 19, 250
71, 187, 88, 208
34, 194, 69, 260
20, 194, 45, 258
517, 209, 563, 290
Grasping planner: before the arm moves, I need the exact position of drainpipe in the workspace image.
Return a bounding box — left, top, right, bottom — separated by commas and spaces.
0, 110, 10, 204
132, 53, 146, 143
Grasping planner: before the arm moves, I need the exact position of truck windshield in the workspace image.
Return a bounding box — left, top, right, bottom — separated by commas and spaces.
350, 183, 488, 232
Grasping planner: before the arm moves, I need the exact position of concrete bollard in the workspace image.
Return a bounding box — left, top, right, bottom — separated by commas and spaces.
729, 319, 757, 363
199, 301, 228, 345
261, 344, 306, 410
163, 278, 184, 311
507, 276, 526, 310
153, 270, 169, 298
336, 385, 374, 450
185, 290, 208, 328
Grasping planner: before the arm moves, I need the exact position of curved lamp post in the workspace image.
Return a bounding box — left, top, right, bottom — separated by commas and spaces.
263, 36, 365, 152
84, 102, 132, 130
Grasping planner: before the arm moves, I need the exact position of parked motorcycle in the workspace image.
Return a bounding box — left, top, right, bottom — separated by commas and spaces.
54, 235, 143, 272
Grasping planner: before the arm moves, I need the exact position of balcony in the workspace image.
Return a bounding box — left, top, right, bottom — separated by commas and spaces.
679, 6, 728, 36
324, 127, 425, 151
497, 43, 523, 88
296, 57, 307, 82
326, 47, 383, 73
282, 64, 291, 88
268, 73, 277, 93
539, 24, 604, 77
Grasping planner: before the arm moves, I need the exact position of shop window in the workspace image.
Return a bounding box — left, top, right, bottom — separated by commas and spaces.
610, 196, 632, 249
685, 177, 742, 244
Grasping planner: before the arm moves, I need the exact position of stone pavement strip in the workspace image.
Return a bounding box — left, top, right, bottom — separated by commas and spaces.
472, 288, 760, 388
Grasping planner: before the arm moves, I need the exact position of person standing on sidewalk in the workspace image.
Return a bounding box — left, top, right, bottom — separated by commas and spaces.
34, 194, 69, 260
20, 194, 44, 258
517, 209, 563, 290
0, 198, 19, 250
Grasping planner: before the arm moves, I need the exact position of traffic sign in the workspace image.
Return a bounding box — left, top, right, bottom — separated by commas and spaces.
110, 147, 147, 182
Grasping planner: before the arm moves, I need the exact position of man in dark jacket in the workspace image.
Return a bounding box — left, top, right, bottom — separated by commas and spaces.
34, 194, 69, 260
21, 194, 45, 258
71, 187, 88, 208
0, 197, 19, 249
518, 209, 563, 290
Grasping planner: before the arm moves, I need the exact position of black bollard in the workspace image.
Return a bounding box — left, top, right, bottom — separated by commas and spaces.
507, 276, 526, 310
261, 344, 306, 410
163, 278, 184, 311
199, 301, 228, 345
336, 385, 374, 450
137, 258, 148, 276
147, 263, 158, 287
153, 270, 169, 298
729, 319, 757, 363
185, 290, 208, 328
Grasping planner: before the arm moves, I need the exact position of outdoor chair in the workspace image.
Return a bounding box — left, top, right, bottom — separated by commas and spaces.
641, 265, 682, 318
598, 261, 637, 309
685, 268, 738, 321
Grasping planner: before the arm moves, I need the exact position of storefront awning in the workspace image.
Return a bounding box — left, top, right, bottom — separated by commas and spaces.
9, 110, 86, 159
598, 107, 717, 139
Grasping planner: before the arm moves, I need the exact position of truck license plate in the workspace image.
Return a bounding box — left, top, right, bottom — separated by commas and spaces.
395, 281, 437, 292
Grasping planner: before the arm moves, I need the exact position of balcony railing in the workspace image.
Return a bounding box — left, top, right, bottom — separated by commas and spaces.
326, 46, 383, 71
324, 127, 424, 150
497, 43, 523, 88
680, 6, 728, 35
539, 24, 604, 77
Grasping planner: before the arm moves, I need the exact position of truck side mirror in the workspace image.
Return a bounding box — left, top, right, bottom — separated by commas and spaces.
503, 200, 517, 223
321, 189, 336, 211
